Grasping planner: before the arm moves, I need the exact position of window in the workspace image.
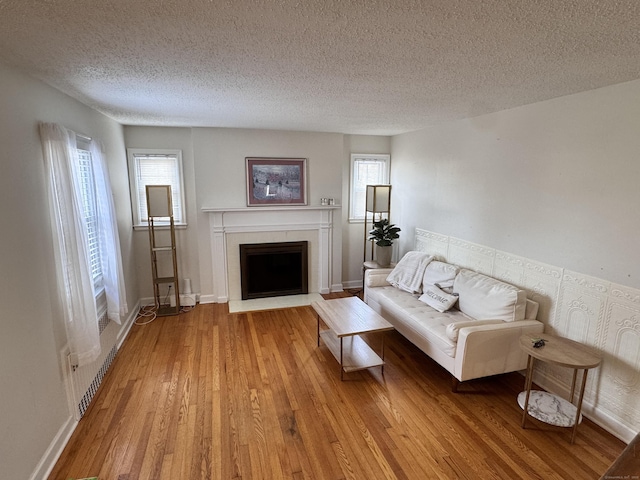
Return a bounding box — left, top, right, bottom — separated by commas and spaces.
77, 143, 103, 290
40, 122, 128, 365
349, 154, 390, 221
127, 149, 186, 227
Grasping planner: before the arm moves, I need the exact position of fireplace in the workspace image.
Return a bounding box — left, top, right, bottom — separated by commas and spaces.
202, 206, 338, 303
240, 241, 309, 300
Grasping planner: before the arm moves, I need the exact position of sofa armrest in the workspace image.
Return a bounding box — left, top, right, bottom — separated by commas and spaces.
364, 268, 394, 288
525, 299, 539, 320
453, 320, 544, 382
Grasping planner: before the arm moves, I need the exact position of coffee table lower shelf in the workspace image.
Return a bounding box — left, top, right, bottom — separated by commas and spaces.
319, 330, 385, 374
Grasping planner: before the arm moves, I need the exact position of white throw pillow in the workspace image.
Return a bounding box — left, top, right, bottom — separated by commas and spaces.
445, 319, 505, 342
419, 284, 459, 313
422, 261, 459, 292
453, 269, 527, 322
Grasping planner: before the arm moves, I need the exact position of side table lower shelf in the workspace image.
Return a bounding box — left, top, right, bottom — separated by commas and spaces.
319, 330, 385, 375
517, 391, 583, 428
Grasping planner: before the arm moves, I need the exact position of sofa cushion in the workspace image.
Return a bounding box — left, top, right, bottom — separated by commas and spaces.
419, 284, 459, 313
368, 286, 472, 357
386, 251, 434, 294
445, 319, 505, 342
422, 261, 459, 292
453, 269, 527, 322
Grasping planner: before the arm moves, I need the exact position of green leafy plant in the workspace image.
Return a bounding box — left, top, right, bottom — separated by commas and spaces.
368, 219, 401, 247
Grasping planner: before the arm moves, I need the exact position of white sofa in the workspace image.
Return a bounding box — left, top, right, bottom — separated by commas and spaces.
364, 251, 544, 390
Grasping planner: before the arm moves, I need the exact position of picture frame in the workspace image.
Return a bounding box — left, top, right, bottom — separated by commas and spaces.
246, 157, 307, 206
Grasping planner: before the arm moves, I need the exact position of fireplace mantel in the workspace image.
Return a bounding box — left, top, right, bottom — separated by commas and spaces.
203, 205, 340, 302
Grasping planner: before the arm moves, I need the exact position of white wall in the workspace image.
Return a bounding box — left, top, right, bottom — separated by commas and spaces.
0, 63, 138, 479
342, 135, 392, 288
391, 79, 640, 440
123, 127, 198, 301
124, 126, 350, 300
392, 79, 640, 289
194, 128, 345, 298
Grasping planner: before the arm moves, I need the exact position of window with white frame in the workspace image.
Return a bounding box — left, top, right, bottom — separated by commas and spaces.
127, 149, 186, 227
349, 154, 390, 221
77, 144, 103, 290
75, 136, 108, 317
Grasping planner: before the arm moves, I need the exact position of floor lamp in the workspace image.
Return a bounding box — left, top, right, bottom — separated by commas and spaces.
363, 184, 392, 266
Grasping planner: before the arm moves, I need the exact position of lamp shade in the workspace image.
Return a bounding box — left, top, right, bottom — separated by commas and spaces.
366, 184, 391, 213
146, 184, 173, 217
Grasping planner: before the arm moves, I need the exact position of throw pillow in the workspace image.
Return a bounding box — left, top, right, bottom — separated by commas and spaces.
419, 284, 459, 313
453, 269, 527, 322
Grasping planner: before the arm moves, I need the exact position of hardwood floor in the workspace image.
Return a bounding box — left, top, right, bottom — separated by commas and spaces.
49, 296, 625, 479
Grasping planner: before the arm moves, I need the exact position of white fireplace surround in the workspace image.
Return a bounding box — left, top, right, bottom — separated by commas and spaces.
203, 206, 339, 303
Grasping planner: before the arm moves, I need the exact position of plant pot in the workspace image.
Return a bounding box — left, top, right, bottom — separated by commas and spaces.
375, 244, 393, 267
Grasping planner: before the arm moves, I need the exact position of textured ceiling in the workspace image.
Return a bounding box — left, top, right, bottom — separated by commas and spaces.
1, 0, 639, 135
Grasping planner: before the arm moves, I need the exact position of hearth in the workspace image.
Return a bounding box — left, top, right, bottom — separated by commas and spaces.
240, 241, 309, 300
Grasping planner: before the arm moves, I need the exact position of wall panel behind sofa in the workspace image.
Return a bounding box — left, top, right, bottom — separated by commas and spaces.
414, 228, 640, 442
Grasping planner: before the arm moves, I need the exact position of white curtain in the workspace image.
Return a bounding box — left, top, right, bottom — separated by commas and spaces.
40, 122, 100, 366
91, 140, 128, 324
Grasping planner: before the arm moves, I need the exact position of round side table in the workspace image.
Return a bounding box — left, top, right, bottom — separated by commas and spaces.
519, 333, 601, 444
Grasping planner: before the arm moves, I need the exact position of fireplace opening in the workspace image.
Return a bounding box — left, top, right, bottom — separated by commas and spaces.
240, 241, 309, 300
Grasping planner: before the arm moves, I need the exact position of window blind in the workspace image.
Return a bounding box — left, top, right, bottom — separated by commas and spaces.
77, 148, 103, 288
350, 155, 389, 221
133, 154, 183, 223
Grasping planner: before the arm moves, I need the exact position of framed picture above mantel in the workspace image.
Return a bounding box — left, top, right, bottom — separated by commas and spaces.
246, 157, 307, 206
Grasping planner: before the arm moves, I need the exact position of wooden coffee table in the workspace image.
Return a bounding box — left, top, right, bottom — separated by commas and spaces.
312, 297, 394, 380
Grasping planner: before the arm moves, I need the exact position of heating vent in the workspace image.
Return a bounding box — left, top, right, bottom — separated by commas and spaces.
76, 345, 117, 418
98, 310, 110, 334
66, 311, 119, 420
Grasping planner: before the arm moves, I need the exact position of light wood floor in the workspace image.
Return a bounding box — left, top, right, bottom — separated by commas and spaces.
49, 295, 625, 479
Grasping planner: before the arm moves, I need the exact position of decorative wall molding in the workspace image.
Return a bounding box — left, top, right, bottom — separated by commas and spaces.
415, 228, 640, 442
447, 236, 494, 275
611, 283, 640, 305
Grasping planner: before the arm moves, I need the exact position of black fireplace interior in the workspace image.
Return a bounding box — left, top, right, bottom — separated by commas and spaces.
240, 241, 309, 300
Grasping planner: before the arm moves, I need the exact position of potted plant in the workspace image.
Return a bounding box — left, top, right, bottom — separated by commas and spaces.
368, 219, 401, 267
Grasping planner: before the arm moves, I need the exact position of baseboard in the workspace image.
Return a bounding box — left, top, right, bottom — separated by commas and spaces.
198, 294, 218, 304
532, 370, 634, 443
584, 403, 637, 443
29, 415, 77, 480
139, 296, 155, 307
342, 279, 364, 289
117, 299, 141, 349
33, 302, 141, 480
330, 283, 344, 292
